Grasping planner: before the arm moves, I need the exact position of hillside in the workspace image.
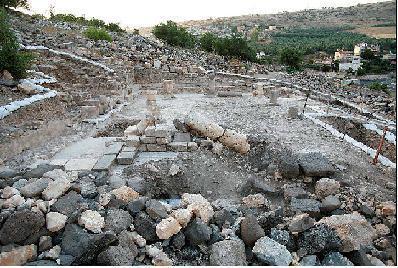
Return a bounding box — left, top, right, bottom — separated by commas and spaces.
180, 0, 396, 36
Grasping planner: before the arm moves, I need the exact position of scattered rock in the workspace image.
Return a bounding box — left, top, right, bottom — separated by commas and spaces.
210, 239, 247, 266
147, 245, 173, 266
146, 199, 169, 220
97, 246, 135, 265
111, 186, 139, 203
184, 218, 212, 245
182, 193, 214, 223
315, 178, 340, 198
240, 214, 265, 246
320, 195, 341, 212
156, 217, 182, 240
104, 209, 132, 234
1, 186, 19, 198
46, 212, 68, 232
0, 210, 45, 245
20, 178, 53, 198
0, 244, 37, 266
51, 191, 85, 218
318, 212, 377, 252
78, 210, 105, 233
61, 224, 117, 264
298, 152, 335, 177
288, 213, 315, 233
299, 255, 320, 266
322, 252, 354, 266
290, 198, 321, 216
253, 236, 292, 266
378, 201, 396, 216
242, 193, 268, 208
171, 208, 192, 228
134, 212, 157, 242
298, 223, 341, 254
42, 179, 71, 200
269, 228, 290, 246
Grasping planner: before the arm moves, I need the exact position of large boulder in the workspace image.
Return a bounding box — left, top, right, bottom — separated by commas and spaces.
0, 210, 45, 245
61, 224, 117, 264
318, 212, 377, 252
253, 236, 292, 266
210, 239, 247, 266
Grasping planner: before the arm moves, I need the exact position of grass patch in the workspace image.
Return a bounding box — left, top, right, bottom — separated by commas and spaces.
84, 27, 112, 42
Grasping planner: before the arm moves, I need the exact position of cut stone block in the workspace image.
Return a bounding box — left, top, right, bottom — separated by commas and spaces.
145, 126, 156, 137
154, 125, 173, 138
92, 154, 117, 172
187, 142, 198, 151
138, 144, 148, 152
65, 158, 97, 171
140, 136, 157, 144
168, 142, 188, 152
173, 132, 191, 142
156, 137, 171, 145
126, 135, 140, 147
124, 126, 139, 137
147, 144, 167, 152
80, 106, 99, 119
122, 147, 136, 153
117, 151, 137, 165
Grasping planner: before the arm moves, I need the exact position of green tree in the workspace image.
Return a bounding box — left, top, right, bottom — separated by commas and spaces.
0, 8, 33, 79
279, 48, 303, 69
200, 32, 217, 52
0, 0, 28, 8
361, 48, 375, 60
152, 21, 195, 48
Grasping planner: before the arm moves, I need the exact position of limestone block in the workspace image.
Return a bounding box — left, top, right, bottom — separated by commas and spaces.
185, 115, 224, 140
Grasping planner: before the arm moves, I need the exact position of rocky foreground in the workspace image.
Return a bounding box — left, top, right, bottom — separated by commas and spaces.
0, 138, 396, 266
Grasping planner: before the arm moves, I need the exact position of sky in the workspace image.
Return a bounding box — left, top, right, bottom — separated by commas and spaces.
25, 0, 391, 28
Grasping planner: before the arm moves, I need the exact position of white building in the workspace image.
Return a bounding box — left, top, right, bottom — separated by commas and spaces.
339, 56, 362, 72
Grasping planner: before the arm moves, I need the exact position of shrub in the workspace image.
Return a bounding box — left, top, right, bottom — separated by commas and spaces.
50, 13, 125, 33
152, 21, 195, 48
279, 48, 303, 69
0, 8, 33, 79
84, 27, 112, 42
0, 0, 28, 8
369, 82, 388, 91
106, 22, 125, 33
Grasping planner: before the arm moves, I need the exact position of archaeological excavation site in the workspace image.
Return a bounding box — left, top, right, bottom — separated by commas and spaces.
0, 0, 397, 266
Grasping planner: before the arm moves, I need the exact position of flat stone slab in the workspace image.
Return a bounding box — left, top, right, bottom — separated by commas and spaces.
52, 137, 121, 171
65, 158, 98, 171
134, 152, 178, 166
92, 154, 117, 172
53, 137, 118, 161
104, 142, 123, 155
117, 151, 137, 165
